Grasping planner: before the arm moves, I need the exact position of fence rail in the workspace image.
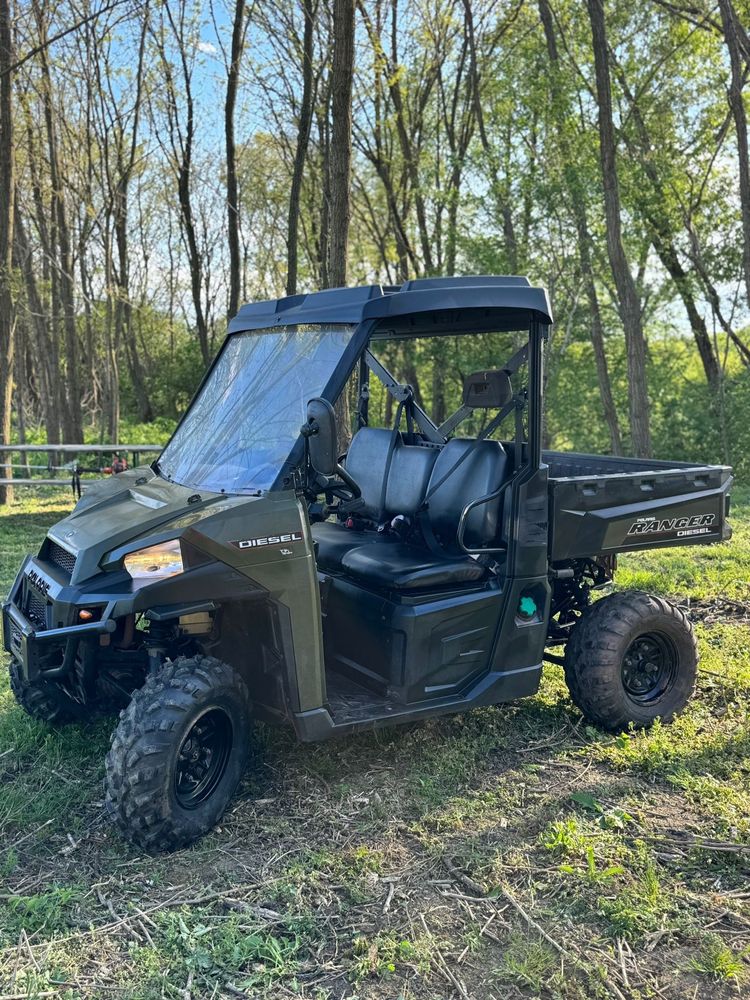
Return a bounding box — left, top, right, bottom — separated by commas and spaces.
0, 444, 162, 489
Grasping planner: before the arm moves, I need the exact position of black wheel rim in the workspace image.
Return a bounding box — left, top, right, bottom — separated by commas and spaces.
174, 708, 233, 810
621, 632, 677, 704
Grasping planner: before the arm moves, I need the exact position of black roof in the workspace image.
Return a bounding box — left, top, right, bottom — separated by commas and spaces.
228, 275, 553, 334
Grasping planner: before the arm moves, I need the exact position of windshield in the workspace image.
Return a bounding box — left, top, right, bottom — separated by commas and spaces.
159, 323, 356, 492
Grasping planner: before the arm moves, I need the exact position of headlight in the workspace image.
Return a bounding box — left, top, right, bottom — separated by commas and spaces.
124, 539, 183, 585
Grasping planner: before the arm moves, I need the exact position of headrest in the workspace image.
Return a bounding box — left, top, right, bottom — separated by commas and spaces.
463, 369, 512, 408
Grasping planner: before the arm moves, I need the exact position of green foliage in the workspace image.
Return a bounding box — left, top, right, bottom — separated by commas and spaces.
159, 912, 299, 988
352, 932, 425, 980
597, 842, 669, 941
689, 934, 749, 982
1, 886, 82, 941
494, 934, 561, 992
546, 335, 750, 477
541, 817, 588, 856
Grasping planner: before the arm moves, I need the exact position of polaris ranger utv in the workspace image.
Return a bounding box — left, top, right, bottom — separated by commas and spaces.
2, 277, 732, 850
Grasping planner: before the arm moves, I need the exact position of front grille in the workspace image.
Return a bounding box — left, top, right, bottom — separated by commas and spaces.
9, 620, 21, 650
48, 541, 76, 575
25, 585, 48, 628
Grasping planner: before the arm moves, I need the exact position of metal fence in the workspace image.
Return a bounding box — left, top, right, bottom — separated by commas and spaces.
0, 444, 162, 488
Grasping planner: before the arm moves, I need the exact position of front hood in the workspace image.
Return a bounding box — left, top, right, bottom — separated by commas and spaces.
46, 467, 251, 584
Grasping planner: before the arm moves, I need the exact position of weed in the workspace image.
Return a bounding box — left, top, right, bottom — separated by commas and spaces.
352, 932, 426, 979
597, 842, 668, 940
541, 816, 587, 856
1, 886, 82, 940
689, 933, 748, 982
160, 911, 300, 989
494, 933, 561, 991
560, 843, 625, 884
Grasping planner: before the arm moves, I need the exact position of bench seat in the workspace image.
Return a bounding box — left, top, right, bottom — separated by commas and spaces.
341, 541, 487, 590
312, 426, 508, 591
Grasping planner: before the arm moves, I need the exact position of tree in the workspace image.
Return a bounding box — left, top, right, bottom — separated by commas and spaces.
226, 0, 249, 316
0, 0, 14, 504
33, 0, 83, 442
152, 0, 213, 365
718, 0, 750, 310
586, 0, 651, 457
537, 0, 623, 454
286, 0, 317, 295
328, 0, 355, 288
606, 41, 721, 387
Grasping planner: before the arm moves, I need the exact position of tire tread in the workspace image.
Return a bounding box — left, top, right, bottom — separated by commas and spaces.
563, 590, 697, 731
105, 655, 251, 852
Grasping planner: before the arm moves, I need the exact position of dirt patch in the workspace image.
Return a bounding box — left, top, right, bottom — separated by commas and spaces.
680, 597, 750, 624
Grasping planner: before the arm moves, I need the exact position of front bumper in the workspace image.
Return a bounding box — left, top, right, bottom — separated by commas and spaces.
2, 556, 119, 683
2, 599, 116, 681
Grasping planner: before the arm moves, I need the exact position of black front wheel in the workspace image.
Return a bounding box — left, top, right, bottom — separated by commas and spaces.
105, 655, 253, 851
8, 660, 83, 725
563, 591, 697, 731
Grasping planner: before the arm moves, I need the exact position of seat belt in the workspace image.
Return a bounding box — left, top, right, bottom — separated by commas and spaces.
364, 350, 443, 444
378, 393, 409, 521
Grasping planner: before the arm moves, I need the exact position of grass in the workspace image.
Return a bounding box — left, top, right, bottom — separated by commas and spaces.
0, 487, 749, 997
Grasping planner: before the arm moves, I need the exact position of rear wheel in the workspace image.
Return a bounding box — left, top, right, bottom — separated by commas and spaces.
563, 591, 697, 731
8, 660, 82, 725
105, 655, 252, 852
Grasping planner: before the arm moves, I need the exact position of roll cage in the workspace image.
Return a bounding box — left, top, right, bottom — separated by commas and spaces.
218, 276, 553, 494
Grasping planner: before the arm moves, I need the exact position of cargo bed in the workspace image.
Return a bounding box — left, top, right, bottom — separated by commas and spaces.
545, 450, 732, 562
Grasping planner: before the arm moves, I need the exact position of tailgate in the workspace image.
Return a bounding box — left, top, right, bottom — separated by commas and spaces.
549, 464, 732, 562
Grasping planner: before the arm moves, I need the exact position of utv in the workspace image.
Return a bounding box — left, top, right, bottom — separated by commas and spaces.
2, 277, 732, 850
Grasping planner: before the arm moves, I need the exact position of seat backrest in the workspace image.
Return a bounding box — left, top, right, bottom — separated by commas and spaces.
385, 442, 439, 515
344, 428, 438, 521
426, 438, 508, 550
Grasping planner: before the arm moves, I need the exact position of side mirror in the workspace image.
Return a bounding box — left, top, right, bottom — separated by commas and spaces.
303, 398, 338, 476
302, 398, 361, 499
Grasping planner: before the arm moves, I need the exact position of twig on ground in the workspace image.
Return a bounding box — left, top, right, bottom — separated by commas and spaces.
442, 856, 631, 1000
181, 969, 193, 1000
382, 880, 396, 914
7, 818, 54, 851
617, 937, 630, 989
418, 912, 470, 999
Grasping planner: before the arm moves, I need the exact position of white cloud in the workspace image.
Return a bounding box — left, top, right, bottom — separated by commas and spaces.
197, 41, 218, 56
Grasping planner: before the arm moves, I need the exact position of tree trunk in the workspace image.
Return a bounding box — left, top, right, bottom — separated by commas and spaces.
328, 0, 355, 288
159, 3, 211, 365
34, 1, 83, 442
0, 0, 14, 504
607, 50, 721, 387
226, 0, 247, 316
586, 0, 651, 457
114, 13, 152, 423
718, 0, 750, 310
115, 197, 153, 423
538, 0, 622, 454
686, 221, 750, 365
317, 103, 331, 288
15, 205, 62, 445
287, 0, 316, 295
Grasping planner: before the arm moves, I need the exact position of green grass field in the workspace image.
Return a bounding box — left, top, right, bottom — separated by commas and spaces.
1, 491, 749, 999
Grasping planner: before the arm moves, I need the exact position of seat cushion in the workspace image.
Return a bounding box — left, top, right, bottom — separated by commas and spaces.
312, 520, 375, 571
341, 541, 487, 591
